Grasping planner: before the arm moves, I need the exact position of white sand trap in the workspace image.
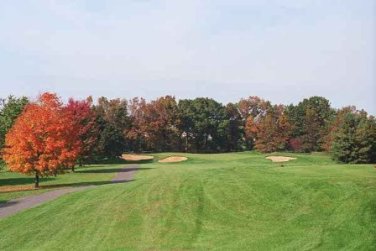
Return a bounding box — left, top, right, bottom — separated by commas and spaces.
266, 156, 296, 163
122, 154, 154, 161
158, 156, 188, 163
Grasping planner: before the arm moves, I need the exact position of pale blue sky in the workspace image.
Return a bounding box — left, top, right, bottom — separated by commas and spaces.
0, 0, 375, 114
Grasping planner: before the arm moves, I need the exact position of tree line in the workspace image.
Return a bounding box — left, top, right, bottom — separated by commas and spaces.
1, 93, 375, 177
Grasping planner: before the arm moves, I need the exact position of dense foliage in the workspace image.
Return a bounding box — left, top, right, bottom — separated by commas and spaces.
247, 105, 292, 153
92, 97, 129, 158
285, 96, 334, 152
178, 98, 228, 152
0, 96, 29, 149
65, 97, 98, 169
3, 93, 85, 186
330, 110, 376, 163
1, 93, 375, 164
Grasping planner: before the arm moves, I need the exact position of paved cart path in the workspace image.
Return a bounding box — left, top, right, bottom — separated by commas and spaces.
111, 165, 139, 183
0, 165, 139, 219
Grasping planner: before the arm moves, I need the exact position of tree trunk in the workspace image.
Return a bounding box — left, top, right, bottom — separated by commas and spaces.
71, 166, 75, 172
35, 172, 39, 188
185, 135, 188, 152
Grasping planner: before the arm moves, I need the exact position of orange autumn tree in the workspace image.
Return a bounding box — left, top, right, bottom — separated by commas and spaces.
3, 92, 81, 187
244, 115, 259, 146
245, 105, 292, 153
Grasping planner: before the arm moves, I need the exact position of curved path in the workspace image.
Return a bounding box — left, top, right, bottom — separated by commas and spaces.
111, 165, 139, 183
0, 164, 139, 219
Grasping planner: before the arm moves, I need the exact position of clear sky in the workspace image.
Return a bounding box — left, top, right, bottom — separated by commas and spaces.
0, 0, 375, 114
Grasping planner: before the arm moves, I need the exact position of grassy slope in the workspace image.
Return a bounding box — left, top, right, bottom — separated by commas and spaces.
0, 152, 375, 250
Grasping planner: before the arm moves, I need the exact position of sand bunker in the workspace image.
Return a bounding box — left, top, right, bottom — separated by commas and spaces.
122, 154, 154, 161
266, 156, 296, 163
158, 156, 188, 163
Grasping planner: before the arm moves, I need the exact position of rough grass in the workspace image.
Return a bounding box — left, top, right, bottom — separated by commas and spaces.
0, 152, 375, 250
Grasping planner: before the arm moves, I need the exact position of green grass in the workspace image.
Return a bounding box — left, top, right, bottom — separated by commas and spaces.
0, 152, 375, 250
0, 164, 125, 202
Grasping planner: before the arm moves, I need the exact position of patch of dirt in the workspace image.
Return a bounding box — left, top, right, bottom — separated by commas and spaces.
121, 154, 154, 161
158, 156, 188, 163
266, 156, 297, 163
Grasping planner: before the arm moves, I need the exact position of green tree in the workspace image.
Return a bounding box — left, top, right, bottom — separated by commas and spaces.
286, 96, 334, 152
93, 97, 129, 157
0, 95, 29, 149
332, 111, 376, 163
224, 103, 244, 151
354, 114, 376, 163
97, 123, 126, 157
322, 106, 356, 152
178, 98, 227, 152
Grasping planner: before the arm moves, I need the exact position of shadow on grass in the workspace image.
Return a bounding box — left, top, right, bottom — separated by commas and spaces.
0, 177, 55, 186
88, 157, 127, 165
124, 159, 155, 164
88, 157, 154, 165
40, 179, 134, 189
76, 167, 152, 174
0, 201, 19, 208
0, 179, 135, 195
0, 165, 150, 194
39, 165, 147, 188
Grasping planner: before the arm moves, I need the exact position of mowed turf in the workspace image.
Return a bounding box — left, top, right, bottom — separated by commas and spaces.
0, 164, 125, 202
0, 152, 375, 250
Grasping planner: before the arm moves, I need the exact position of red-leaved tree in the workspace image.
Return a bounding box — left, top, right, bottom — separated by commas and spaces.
3, 93, 81, 187
65, 97, 98, 170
